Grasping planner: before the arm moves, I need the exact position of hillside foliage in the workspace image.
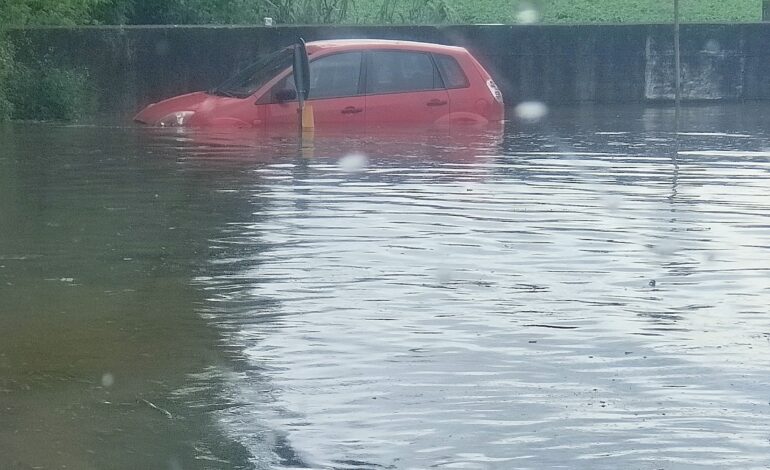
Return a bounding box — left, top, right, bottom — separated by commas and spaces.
0, 0, 762, 26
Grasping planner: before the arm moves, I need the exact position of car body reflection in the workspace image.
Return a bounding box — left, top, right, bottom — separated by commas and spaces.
144, 121, 505, 166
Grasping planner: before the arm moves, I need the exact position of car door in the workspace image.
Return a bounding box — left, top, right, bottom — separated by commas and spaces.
265, 51, 365, 131
364, 50, 450, 128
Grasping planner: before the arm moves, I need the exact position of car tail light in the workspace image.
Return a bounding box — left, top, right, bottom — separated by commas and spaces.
486, 79, 504, 104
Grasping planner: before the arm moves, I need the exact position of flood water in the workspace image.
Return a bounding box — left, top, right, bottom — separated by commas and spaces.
2, 104, 770, 469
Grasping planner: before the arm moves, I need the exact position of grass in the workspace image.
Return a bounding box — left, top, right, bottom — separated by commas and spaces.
348, 0, 762, 24
540, 0, 761, 24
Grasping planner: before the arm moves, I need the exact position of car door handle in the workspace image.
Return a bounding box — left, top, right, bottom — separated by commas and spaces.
341, 106, 363, 114
427, 99, 448, 107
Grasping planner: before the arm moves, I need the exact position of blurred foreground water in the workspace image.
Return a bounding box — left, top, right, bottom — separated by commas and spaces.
2, 105, 770, 469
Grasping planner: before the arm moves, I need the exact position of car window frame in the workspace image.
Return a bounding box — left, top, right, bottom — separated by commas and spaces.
259, 51, 366, 104
363, 49, 446, 96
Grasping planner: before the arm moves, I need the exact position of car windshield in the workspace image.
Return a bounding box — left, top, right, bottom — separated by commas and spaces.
208, 47, 293, 98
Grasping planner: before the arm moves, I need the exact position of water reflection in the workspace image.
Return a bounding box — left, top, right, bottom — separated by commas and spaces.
2, 105, 770, 469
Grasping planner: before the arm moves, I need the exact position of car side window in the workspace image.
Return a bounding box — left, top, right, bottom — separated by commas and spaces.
308, 52, 363, 99
366, 51, 443, 95
266, 52, 363, 103
434, 54, 470, 89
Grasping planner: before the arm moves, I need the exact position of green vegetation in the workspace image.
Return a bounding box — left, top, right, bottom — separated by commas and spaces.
76, 0, 358, 25
0, 39, 96, 122
540, 0, 760, 24
0, 0, 104, 26
7, 60, 96, 121
91, 0, 453, 25
95, 0, 765, 25
0, 0, 102, 121
0, 0, 764, 122
1, 0, 763, 26
368, 0, 457, 23
95, 0, 272, 25
0, 39, 13, 120
353, 0, 761, 24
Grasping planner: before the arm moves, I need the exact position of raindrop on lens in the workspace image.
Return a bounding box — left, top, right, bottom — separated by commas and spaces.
101, 373, 115, 387
516, 2, 540, 24
338, 152, 368, 172
704, 39, 720, 54
515, 101, 549, 123
436, 266, 454, 284
605, 195, 621, 211
651, 239, 678, 257
154, 39, 170, 57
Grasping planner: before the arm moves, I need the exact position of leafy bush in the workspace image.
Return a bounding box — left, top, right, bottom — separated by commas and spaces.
7, 60, 96, 121
376, 0, 456, 23
0, 0, 105, 26
95, 0, 265, 25
0, 38, 14, 120
0, 2, 99, 122
267, 0, 355, 24
4, 0, 760, 25
93, 0, 354, 25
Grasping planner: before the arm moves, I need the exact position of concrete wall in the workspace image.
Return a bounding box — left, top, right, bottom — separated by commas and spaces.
7, 24, 770, 117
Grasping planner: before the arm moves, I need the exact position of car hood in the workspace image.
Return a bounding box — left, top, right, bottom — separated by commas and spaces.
133, 91, 214, 125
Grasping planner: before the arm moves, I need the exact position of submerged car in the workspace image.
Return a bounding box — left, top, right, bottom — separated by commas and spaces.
134, 39, 504, 130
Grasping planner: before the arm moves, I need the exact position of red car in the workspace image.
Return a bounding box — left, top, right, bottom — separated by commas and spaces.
134, 39, 504, 130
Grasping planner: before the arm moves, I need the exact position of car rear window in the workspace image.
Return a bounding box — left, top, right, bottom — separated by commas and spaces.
433, 54, 470, 89
366, 51, 442, 94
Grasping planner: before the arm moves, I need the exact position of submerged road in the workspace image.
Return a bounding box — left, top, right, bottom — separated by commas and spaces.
1, 104, 770, 469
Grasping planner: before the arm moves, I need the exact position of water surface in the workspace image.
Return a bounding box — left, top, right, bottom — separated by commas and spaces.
2, 105, 770, 469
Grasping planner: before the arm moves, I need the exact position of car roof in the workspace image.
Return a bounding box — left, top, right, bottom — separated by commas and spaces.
306, 39, 468, 55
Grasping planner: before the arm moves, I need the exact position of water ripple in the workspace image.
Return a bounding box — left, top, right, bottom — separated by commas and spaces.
4, 107, 770, 469
188, 112, 770, 468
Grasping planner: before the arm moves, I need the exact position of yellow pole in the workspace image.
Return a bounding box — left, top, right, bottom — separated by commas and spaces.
302, 104, 315, 130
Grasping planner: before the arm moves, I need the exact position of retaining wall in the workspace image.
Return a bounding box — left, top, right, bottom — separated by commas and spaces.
7, 24, 770, 117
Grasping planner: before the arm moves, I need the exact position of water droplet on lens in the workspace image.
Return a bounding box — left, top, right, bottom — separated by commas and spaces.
605, 195, 621, 211
516, 4, 540, 24
651, 239, 678, 256
515, 101, 549, 123
101, 373, 114, 387
704, 39, 720, 54
167, 458, 183, 470
154, 39, 170, 56
338, 153, 368, 172
436, 266, 453, 284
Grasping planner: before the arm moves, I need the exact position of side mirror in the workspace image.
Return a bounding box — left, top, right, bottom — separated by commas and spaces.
275, 88, 297, 103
